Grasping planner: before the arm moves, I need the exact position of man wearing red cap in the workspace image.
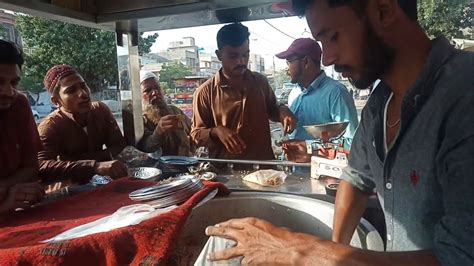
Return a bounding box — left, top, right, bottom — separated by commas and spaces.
38, 65, 127, 190
276, 38, 358, 150
0, 40, 45, 213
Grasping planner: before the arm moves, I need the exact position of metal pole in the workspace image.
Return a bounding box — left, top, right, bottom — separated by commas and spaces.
116, 30, 144, 146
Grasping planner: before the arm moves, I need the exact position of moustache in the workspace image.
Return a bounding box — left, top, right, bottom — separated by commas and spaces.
234, 65, 247, 71
334, 65, 352, 73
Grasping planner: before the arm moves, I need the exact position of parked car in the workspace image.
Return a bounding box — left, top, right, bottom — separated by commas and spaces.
275, 83, 299, 105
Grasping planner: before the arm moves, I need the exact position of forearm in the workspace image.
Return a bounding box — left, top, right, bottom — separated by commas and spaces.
191, 126, 219, 147
299, 239, 440, 266
67, 150, 112, 162
39, 157, 96, 184
332, 180, 370, 244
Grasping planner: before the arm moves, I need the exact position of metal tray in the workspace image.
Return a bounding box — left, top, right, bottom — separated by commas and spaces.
159, 156, 199, 166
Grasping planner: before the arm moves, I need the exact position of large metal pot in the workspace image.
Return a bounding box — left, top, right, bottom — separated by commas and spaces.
170, 192, 384, 265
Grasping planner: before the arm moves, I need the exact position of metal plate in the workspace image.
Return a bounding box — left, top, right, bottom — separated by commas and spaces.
128, 167, 162, 180
129, 177, 191, 197
159, 156, 199, 166
129, 175, 204, 205
130, 181, 201, 201
303, 121, 349, 140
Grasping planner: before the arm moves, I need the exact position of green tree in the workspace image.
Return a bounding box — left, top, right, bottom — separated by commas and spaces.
158, 62, 193, 91
160, 81, 172, 95
418, 0, 473, 40
139, 33, 159, 56
16, 15, 118, 95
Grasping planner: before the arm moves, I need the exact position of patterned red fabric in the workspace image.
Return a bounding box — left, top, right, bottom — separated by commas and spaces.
0, 177, 229, 265
43, 64, 78, 94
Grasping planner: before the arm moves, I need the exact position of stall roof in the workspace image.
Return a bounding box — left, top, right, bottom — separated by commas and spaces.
0, 0, 294, 32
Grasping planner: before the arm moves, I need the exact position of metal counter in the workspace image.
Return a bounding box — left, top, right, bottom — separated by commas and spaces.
214, 169, 338, 198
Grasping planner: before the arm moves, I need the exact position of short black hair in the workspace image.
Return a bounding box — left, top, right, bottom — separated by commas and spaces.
292, 0, 417, 21
216, 23, 250, 50
0, 40, 24, 69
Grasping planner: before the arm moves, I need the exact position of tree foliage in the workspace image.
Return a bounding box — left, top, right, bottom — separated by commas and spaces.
418, 0, 473, 40
158, 62, 193, 91
16, 15, 118, 94
15, 15, 158, 95
139, 33, 159, 56
273, 69, 290, 90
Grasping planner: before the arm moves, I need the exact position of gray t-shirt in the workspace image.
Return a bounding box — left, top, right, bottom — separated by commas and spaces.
341, 37, 474, 265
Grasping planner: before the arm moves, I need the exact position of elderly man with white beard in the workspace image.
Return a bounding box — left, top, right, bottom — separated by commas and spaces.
137, 71, 194, 156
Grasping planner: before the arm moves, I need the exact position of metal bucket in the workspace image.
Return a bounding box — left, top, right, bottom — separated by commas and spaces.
170, 192, 384, 264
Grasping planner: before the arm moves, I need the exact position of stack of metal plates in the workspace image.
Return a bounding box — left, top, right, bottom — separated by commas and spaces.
129, 175, 204, 208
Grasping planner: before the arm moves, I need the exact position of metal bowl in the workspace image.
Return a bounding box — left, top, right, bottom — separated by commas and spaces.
159, 156, 199, 173
172, 192, 384, 264
303, 121, 349, 140
128, 167, 162, 180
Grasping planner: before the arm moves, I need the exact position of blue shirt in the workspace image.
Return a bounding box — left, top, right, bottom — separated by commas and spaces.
341, 37, 474, 265
289, 72, 359, 147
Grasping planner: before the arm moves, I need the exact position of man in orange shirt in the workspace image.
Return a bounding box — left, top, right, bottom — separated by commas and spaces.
191, 23, 297, 160
0, 40, 44, 213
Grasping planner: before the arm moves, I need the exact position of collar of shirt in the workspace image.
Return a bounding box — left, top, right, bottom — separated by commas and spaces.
367, 36, 456, 161
301, 71, 327, 95
59, 106, 90, 128
368, 37, 455, 114
215, 68, 252, 89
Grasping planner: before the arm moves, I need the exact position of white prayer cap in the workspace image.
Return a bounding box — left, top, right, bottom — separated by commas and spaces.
139, 70, 158, 84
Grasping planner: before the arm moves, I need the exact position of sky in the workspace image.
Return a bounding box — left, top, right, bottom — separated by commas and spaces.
144, 16, 314, 71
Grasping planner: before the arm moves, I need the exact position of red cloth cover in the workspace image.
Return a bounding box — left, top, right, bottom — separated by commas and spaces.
0, 177, 229, 265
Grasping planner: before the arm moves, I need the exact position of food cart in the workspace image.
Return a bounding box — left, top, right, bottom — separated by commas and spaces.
0, 0, 385, 264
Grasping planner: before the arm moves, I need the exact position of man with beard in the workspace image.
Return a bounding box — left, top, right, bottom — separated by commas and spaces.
137, 71, 193, 156
205, 0, 474, 265
0, 40, 45, 213
276, 38, 358, 146
38, 65, 127, 190
191, 23, 297, 160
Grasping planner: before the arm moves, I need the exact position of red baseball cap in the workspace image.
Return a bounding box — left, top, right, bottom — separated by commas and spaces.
275, 38, 322, 61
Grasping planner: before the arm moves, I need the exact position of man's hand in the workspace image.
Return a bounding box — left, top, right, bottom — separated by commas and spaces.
279, 105, 297, 135
205, 217, 320, 265
206, 218, 441, 266
0, 183, 45, 212
156, 115, 181, 135
94, 160, 128, 179
282, 139, 311, 163
212, 126, 246, 155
